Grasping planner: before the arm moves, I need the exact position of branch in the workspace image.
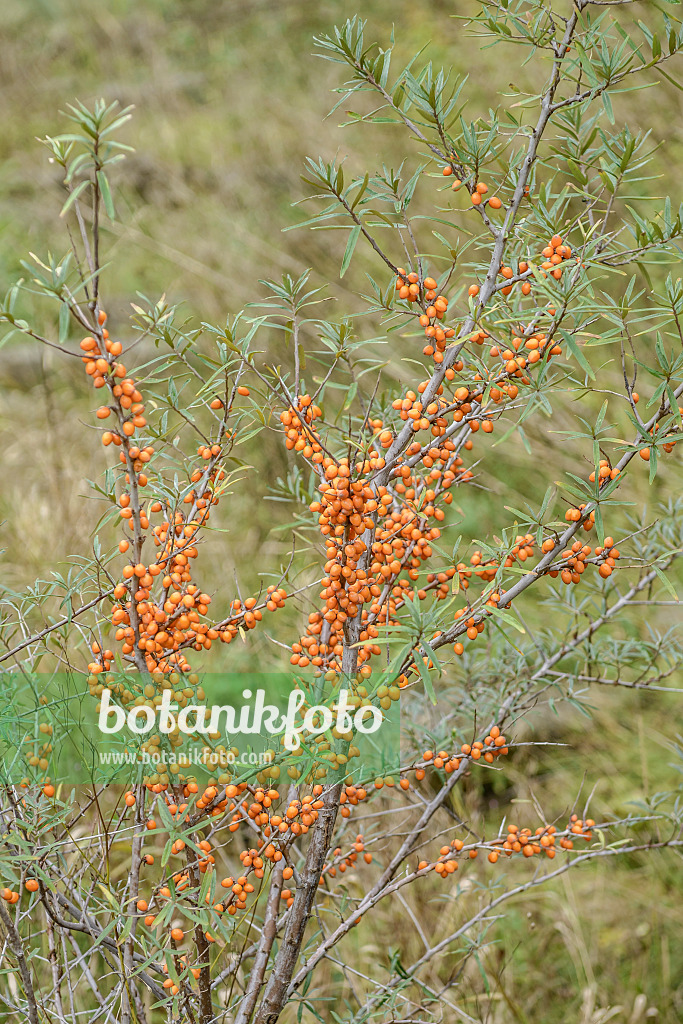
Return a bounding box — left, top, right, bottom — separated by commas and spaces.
0, 588, 116, 665
234, 860, 285, 1024
0, 901, 39, 1024
252, 782, 343, 1024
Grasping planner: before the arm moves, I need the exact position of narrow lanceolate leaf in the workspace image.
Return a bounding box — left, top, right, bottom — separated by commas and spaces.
340, 224, 361, 278
350, 172, 369, 211
416, 647, 437, 705
58, 301, 70, 345
652, 563, 678, 601
489, 605, 526, 634
602, 90, 615, 124
60, 178, 90, 217
96, 170, 116, 220
593, 503, 604, 545
560, 330, 596, 380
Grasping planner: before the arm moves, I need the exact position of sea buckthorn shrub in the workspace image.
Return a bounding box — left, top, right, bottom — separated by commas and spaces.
1, 3, 683, 1023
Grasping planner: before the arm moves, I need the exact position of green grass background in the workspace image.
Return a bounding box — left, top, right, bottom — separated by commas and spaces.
0, 0, 682, 1019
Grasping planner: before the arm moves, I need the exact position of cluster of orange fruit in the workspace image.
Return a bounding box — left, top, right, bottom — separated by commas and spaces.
538, 234, 574, 280
98, 471, 279, 679
69, 312, 300, 787
282, 377, 628, 686
589, 458, 621, 486
283, 369, 520, 676
489, 824, 559, 861
81, 315, 149, 452
289, 447, 448, 672
442, 168, 503, 210
418, 731, 509, 774
561, 814, 595, 847
488, 329, 562, 371
543, 536, 622, 584
9, 729, 573, 957
282, 381, 529, 674
395, 233, 579, 381
280, 395, 324, 459
127, 783, 333, 952
397, 280, 567, 406
490, 234, 578, 300
153, 859, 279, 994
282, 244, 609, 681
564, 502, 595, 527
320, 834, 372, 882
389, 375, 509, 436
391, 537, 534, 658
451, 533, 537, 594
127, 733, 514, 931
640, 412, 683, 460
78, 314, 288, 684
396, 269, 456, 361
339, 780, 370, 816
426, 825, 560, 874
161, 958, 201, 996
1, 878, 40, 903
420, 813, 596, 877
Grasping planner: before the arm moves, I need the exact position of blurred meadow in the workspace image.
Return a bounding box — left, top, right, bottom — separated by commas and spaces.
0, 0, 682, 1019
